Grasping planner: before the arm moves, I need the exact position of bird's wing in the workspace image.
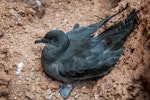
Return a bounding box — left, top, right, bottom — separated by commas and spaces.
91, 9, 137, 53
97, 9, 137, 43
57, 9, 136, 81
67, 4, 128, 39
57, 47, 122, 80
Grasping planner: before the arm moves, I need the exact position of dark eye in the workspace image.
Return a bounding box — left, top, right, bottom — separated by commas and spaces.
49, 37, 57, 43
51, 37, 57, 41
43, 38, 49, 43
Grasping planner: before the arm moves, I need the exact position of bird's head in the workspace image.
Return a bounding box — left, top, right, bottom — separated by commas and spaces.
35, 30, 66, 44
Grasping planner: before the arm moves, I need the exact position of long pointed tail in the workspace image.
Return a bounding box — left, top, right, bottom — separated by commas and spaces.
94, 3, 129, 28
106, 9, 137, 50
116, 9, 137, 41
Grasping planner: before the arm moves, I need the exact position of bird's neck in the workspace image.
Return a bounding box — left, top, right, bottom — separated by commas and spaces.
42, 35, 70, 64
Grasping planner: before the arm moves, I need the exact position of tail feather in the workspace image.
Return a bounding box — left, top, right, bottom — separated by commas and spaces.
117, 9, 137, 34
96, 9, 137, 51
109, 9, 137, 50
93, 4, 129, 29
99, 9, 137, 43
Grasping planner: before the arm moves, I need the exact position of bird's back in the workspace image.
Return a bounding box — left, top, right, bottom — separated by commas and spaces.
57, 9, 137, 81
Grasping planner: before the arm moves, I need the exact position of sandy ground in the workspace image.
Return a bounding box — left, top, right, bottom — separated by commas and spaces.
0, 0, 150, 100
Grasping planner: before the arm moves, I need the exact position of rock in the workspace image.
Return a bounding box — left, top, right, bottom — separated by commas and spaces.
98, 97, 105, 100
34, 64, 41, 71
122, 87, 128, 95
143, 49, 149, 68
25, 91, 35, 99
132, 88, 140, 96
115, 84, 122, 94
0, 71, 11, 83
0, 29, 4, 38
81, 86, 90, 94
33, 33, 43, 38
94, 94, 99, 100
18, 9, 26, 17
133, 66, 144, 80
26, 8, 36, 15
36, 86, 42, 93
17, 21, 24, 26
74, 94, 80, 99
35, 93, 44, 99
0, 85, 9, 95
92, 85, 98, 92
8, 9, 16, 16
49, 82, 60, 90
40, 82, 48, 90
5, 12, 12, 17
0, 97, 6, 100
30, 83, 36, 92
45, 94, 53, 100
18, 92, 24, 98
104, 83, 113, 90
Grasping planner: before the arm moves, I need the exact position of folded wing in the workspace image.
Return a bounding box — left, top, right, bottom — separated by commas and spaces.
58, 9, 137, 81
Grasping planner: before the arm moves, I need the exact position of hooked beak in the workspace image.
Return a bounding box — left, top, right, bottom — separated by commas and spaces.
35, 38, 44, 44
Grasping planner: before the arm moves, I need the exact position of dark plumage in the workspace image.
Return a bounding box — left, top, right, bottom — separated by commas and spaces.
35, 5, 137, 99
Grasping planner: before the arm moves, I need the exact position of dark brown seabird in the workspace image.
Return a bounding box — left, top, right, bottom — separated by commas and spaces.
35, 4, 137, 99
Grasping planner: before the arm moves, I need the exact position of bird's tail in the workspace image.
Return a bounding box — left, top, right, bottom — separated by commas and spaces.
114, 9, 137, 41
106, 9, 137, 50
94, 3, 129, 28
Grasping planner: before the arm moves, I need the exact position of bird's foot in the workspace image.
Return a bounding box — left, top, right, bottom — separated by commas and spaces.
59, 81, 80, 99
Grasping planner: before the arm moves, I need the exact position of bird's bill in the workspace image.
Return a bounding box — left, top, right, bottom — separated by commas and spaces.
35, 38, 44, 44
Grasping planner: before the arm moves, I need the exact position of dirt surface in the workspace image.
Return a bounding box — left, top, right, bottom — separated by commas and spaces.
0, 0, 150, 100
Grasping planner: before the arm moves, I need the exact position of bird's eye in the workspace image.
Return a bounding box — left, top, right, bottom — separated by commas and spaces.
48, 37, 57, 43
51, 37, 57, 41
43, 39, 49, 43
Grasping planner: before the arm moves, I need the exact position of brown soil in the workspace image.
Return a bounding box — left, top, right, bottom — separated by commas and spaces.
0, 0, 149, 100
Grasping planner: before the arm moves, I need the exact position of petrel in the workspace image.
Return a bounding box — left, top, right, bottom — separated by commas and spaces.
35, 5, 137, 99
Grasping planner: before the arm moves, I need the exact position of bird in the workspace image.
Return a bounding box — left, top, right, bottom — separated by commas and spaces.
35, 5, 137, 99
